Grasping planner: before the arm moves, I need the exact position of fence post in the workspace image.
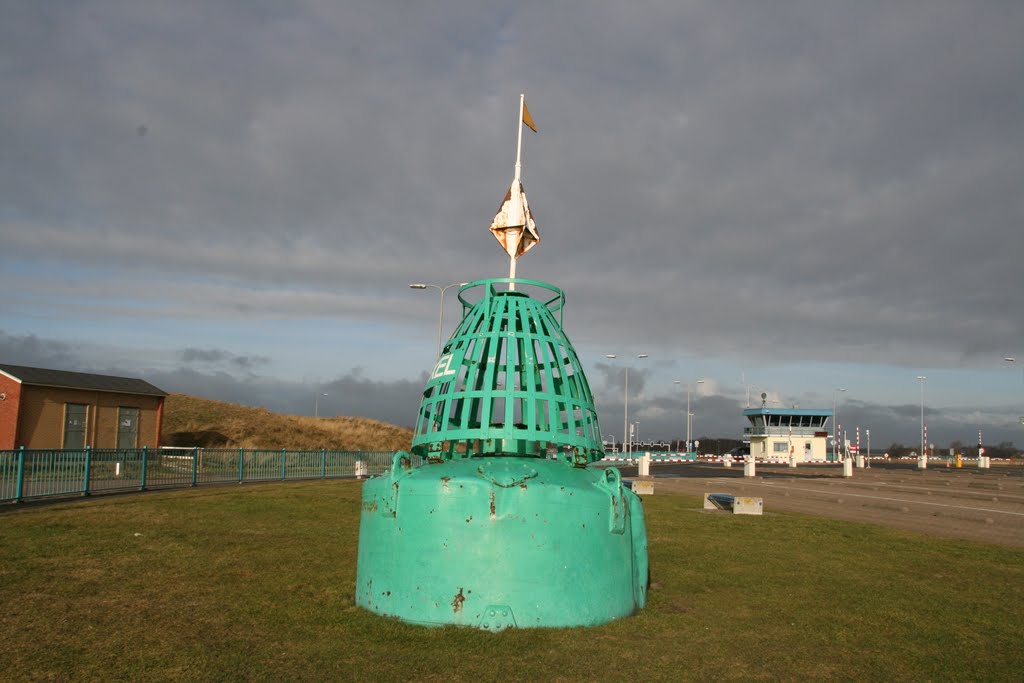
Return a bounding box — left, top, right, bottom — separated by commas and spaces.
191, 447, 198, 486
281, 449, 287, 481
83, 446, 92, 496
238, 448, 245, 483
15, 446, 26, 503
140, 446, 148, 490
321, 448, 326, 479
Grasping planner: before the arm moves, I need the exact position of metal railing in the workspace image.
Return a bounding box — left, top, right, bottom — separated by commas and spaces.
743, 426, 828, 437
0, 447, 407, 504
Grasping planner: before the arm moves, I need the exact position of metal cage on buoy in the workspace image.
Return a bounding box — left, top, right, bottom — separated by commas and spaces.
412, 278, 604, 465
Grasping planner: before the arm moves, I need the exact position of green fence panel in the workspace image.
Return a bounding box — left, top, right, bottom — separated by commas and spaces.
0, 447, 402, 504
1, 449, 19, 501
2, 449, 88, 500
87, 449, 144, 494
142, 449, 197, 489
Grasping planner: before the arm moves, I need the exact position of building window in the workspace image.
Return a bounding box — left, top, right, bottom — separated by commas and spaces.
64, 404, 88, 449
117, 407, 140, 449
773, 442, 789, 453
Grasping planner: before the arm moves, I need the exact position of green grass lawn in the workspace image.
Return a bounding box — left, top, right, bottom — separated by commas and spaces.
1, 481, 1021, 682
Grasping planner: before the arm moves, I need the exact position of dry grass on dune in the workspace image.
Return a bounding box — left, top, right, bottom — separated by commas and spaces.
160, 393, 413, 451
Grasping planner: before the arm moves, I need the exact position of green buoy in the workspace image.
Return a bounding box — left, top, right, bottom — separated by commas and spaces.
355, 95, 648, 629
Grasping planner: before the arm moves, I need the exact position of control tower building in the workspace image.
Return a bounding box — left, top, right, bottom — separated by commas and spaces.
742, 406, 834, 462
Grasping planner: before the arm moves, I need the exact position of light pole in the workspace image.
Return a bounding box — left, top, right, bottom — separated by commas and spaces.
917, 376, 927, 459
674, 379, 705, 453
314, 392, 328, 418
832, 388, 846, 461
604, 434, 617, 453
606, 353, 649, 454
409, 282, 468, 357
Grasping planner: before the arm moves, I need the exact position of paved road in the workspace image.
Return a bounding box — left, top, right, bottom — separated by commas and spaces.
612, 461, 1024, 547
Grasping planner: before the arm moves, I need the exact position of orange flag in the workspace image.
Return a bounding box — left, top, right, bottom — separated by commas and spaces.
522, 100, 537, 132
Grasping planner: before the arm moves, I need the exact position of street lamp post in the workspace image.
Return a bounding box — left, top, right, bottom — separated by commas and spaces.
921, 376, 929, 462
314, 392, 328, 418
832, 388, 846, 462
409, 282, 468, 357
674, 379, 705, 454
604, 434, 616, 453
606, 353, 649, 455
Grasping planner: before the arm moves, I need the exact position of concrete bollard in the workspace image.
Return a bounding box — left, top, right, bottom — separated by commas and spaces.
917, 455, 928, 470
843, 458, 853, 478
744, 458, 756, 478
789, 453, 797, 468
355, 460, 368, 478
723, 455, 733, 468
978, 456, 990, 469
855, 454, 865, 468
638, 452, 651, 477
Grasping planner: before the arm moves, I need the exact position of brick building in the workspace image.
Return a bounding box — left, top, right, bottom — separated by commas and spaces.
0, 364, 167, 450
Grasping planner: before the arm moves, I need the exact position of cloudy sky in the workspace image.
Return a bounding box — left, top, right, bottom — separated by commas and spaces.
3, 1, 1023, 450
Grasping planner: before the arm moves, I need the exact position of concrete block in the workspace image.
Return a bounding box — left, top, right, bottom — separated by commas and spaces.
703, 492, 763, 515
733, 496, 764, 515
632, 479, 654, 496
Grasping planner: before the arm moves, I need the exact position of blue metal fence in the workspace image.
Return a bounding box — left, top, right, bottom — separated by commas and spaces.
0, 447, 404, 504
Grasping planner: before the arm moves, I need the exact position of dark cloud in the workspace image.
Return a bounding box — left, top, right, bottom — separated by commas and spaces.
180, 348, 231, 364
179, 347, 271, 370
0, 331, 83, 370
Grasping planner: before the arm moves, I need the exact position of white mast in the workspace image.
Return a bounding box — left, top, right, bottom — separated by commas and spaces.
488, 94, 539, 292
508, 94, 526, 289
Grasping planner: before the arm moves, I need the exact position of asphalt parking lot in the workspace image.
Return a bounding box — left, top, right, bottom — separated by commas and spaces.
616, 460, 1024, 547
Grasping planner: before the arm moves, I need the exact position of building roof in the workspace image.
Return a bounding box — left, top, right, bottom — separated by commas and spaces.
743, 407, 833, 417
0, 364, 167, 397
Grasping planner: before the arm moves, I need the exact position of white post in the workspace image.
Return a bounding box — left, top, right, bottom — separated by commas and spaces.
639, 452, 651, 477
514, 94, 524, 184
744, 456, 756, 478
866, 429, 871, 469
508, 94, 527, 291
843, 458, 854, 478
686, 387, 691, 453
624, 368, 629, 456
